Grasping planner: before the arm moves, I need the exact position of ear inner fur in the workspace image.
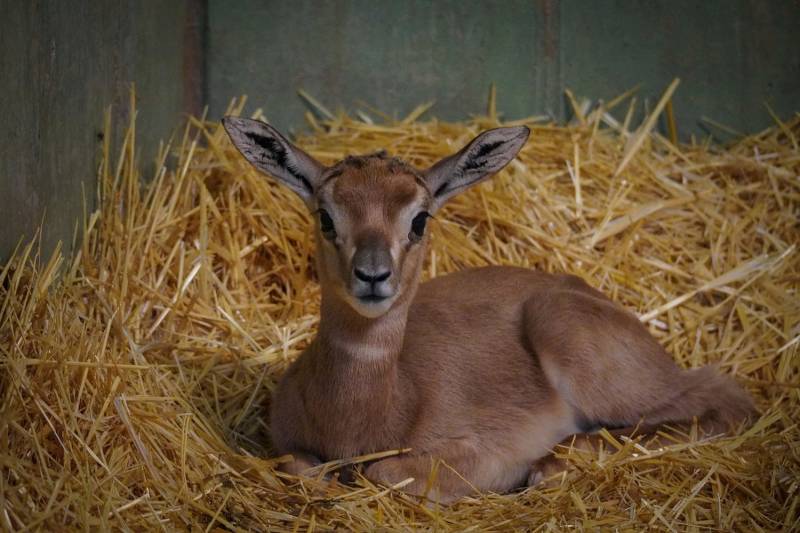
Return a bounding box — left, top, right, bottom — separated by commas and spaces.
424, 126, 530, 207
222, 116, 324, 201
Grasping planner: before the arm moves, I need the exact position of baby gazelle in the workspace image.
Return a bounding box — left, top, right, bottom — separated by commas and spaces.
223, 117, 756, 503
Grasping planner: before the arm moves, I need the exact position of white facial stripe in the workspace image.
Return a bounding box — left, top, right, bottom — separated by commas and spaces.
390, 193, 429, 261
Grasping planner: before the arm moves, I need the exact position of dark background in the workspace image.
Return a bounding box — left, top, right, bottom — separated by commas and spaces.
1, 0, 798, 262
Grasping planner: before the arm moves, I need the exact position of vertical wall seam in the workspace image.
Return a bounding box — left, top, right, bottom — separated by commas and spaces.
533, 0, 562, 120
183, 0, 207, 117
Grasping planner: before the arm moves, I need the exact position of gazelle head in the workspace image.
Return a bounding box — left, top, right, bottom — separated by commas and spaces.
223, 117, 529, 319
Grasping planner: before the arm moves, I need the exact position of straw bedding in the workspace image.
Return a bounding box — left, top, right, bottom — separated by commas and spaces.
1, 85, 798, 531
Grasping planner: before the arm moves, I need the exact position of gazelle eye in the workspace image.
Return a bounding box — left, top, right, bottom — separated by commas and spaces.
409, 211, 430, 242
318, 209, 337, 239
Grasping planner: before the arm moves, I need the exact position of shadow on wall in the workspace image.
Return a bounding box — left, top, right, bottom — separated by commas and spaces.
0, 1, 200, 263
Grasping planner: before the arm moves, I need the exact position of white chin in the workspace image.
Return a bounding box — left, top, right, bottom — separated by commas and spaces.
348, 295, 395, 318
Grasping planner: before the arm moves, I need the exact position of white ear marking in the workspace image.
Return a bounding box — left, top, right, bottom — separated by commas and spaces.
423, 126, 530, 209
222, 116, 325, 202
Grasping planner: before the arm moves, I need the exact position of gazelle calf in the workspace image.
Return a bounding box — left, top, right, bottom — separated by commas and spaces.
223, 117, 756, 503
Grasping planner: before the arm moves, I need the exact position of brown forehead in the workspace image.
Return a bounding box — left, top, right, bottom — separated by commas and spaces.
322, 156, 428, 216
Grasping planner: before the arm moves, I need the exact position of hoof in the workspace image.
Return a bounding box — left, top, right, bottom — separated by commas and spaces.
278, 452, 321, 476
527, 455, 567, 488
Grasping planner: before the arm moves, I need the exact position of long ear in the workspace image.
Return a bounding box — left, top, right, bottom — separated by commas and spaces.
222, 117, 325, 202
423, 126, 529, 209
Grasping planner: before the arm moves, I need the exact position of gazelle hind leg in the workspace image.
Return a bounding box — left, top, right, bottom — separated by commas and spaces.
526, 392, 755, 490
523, 288, 756, 433
526, 424, 662, 487
522, 286, 756, 488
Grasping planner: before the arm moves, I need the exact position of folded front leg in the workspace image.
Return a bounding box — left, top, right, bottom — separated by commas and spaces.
365, 442, 529, 504
277, 450, 322, 476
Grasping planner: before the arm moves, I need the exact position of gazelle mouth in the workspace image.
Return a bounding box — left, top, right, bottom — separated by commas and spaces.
347, 289, 396, 318
358, 294, 388, 304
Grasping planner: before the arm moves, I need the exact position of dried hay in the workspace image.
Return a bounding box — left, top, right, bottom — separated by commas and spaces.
1, 84, 798, 531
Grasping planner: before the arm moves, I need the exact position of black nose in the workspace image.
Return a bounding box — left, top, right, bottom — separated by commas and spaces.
354, 267, 391, 283
352, 233, 393, 285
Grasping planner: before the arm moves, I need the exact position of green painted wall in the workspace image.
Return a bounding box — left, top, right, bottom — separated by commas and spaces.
208, 0, 550, 133
560, 1, 800, 139
2, 0, 798, 263
0, 0, 191, 262
207, 0, 799, 138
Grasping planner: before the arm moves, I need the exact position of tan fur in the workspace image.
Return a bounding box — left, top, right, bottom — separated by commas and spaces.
222, 118, 757, 503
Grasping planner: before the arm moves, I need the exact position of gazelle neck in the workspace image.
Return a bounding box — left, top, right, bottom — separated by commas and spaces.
301, 285, 417, 457
315, 287, 410, 363
310, 241, 425, 377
